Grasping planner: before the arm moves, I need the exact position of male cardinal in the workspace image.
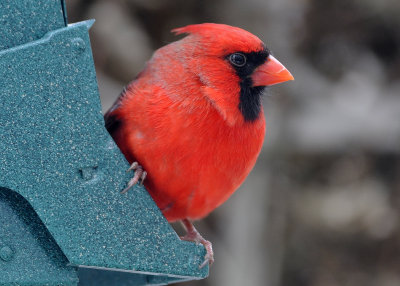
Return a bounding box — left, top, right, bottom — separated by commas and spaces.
104, 23, 293, 267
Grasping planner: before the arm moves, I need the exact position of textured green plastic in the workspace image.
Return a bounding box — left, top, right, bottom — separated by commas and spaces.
0, 0, 67, 51
0, 188, 78, 285
0, 0, 208, 285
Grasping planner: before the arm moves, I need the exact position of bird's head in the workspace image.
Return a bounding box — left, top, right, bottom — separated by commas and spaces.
156, 23, 294, 125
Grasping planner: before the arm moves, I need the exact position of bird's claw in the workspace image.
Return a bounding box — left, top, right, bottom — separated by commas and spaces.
199, 250, 214, 269
139, 171, 147, 185
181, 219, 214, 269
121, 162, 147, 194
199, 239, 214, 269
127, 161, 139, 172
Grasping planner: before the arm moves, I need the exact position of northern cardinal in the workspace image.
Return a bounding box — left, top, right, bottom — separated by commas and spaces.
105, 23, 293, 267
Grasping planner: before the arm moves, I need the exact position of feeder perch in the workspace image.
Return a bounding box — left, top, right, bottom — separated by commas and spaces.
0, 0, 208, 285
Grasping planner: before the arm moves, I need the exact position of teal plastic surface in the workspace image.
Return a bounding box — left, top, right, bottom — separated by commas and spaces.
0, 0, 67, 51
0, 188, 78, 285
0, 0, 208, 285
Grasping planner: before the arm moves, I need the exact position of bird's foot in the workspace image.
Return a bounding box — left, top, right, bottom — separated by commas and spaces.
121, 162, 147, 194
181, 219, 214, 269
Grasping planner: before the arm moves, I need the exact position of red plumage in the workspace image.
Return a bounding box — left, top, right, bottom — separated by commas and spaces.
105, 23, 293, 222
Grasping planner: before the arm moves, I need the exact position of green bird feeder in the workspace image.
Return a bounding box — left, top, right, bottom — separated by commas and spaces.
0, 0, 208, 285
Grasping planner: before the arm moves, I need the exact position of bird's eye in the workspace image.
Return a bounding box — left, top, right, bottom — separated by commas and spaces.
229, 53, 247, 67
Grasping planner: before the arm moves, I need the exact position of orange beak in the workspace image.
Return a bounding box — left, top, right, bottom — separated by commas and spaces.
251, 55, 294, 87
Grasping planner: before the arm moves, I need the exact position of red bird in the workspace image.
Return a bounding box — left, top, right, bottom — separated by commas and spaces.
105, 23, 293, 267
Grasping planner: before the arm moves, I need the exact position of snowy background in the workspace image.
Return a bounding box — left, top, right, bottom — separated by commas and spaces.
67, 0, 400, 285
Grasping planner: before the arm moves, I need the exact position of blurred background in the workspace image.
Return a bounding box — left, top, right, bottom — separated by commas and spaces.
67, 0, 400, 285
